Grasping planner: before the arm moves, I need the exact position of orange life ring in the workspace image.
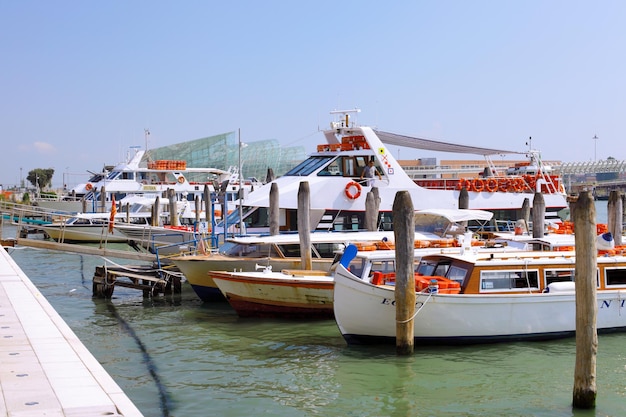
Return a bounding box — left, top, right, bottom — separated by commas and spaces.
345, 181, 362, 199
470, 179, 484, 192
177, 176, 185, 184
485, 178, 498, 192
85, 183, 93, 191
498, 179, 509, 192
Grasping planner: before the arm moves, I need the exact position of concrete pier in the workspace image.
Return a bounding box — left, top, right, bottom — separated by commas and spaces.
0, 247, 144, 416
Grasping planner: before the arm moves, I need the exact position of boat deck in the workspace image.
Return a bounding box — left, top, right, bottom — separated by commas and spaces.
0, 246, 144, 416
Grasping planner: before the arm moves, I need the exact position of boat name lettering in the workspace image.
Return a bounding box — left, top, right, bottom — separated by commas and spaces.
142, 185, 157, 191
601, 299, 626, 309
380, 298, 424, 309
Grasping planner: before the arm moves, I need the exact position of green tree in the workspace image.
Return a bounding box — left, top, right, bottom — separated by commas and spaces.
26, 168, 55, 189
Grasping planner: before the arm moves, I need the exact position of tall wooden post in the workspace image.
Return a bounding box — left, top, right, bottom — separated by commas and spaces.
572, 191, 597, 409
364, 187, 380, 231
269, 183, 280, 236
266, 168, 275, 183
168, 188, 178, 227
297, 181, 312, 270
532, 192, 545, 239
458, 186, 469, 229
393, 191, 415, 355
608, 190, 623, 246
204, 184, 212, 227
100, 186, 106, 213
521, 198, 530, 234
152, 196, 161, 226
195, 195, 201, 225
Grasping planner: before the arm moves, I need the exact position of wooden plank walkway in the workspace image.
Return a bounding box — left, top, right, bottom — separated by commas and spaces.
0, 246, 144, 416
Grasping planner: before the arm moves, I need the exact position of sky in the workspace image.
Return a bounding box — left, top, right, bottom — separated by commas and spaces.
2, 1, 626, 189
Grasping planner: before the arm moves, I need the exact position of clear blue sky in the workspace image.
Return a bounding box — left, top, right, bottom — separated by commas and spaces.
2, 1, 625, 188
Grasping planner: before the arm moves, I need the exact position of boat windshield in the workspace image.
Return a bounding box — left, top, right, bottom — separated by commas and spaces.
285, 156, 334, 176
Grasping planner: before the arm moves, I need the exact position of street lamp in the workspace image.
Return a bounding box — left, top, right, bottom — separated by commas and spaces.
593, 135, 599, 161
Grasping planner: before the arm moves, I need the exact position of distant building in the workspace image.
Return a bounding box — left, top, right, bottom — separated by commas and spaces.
145, 131, 306, 182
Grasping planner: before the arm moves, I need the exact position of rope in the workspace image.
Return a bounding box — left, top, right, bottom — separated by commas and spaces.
396, 291, 433, 324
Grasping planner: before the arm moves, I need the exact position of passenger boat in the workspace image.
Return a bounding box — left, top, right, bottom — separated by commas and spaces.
333, 240, 626, 345
235, 109, 568, 234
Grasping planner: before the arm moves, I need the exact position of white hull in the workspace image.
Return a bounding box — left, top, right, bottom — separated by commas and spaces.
333, 264, 626, 344
41, 224, 128, 243
115, 224, 197, 255
211, 270, 334, 318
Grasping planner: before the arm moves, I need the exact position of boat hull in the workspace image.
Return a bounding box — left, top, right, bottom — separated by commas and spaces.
333, 264, 626, 345
41, 225, 128, 243
171, 255, 334, 302
211, 271, 334, 319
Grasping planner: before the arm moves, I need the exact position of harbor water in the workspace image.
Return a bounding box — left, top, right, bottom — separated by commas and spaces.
3, 203, 626, 417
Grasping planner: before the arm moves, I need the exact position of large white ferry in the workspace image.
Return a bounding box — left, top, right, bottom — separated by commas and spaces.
234, 110, 568, 233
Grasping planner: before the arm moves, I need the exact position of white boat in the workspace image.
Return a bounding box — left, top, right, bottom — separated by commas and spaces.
173, 208, 492, 302
234, 109, 568, 234
40, 212, 149, 243
35, 145, 262, 213
333, 242, 626, 345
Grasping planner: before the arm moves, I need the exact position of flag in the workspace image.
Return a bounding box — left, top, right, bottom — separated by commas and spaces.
109, 195, 117, 232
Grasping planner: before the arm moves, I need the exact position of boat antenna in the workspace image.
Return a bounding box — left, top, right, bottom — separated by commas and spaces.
144, 128, 153, 162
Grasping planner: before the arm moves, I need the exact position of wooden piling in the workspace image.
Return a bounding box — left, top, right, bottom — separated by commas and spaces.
269, 183, 280, 235
521, 198, 530, 234
168, 188, 178, 227
364, 187, 380, 231
458, 186, 469, 229
152, 196, 161, 226
572, 191, 597, 409
100, 186, 106, 213
532, 192, 545, 239
297, 181, 312, 270
607, 190, 623, 246
204, 184, 212, 226
393, 190, 415, 355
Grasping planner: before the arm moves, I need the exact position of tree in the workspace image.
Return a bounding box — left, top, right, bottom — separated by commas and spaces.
26, 168, 55, 189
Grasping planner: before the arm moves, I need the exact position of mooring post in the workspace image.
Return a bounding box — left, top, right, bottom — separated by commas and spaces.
458, 186, 469, 229
203, 184, 212, 227
521, 197, 530, 234
100, 186, 106, 213
297, 181, 312, 270
393, 190, 415, 355
572, 190, 597, 409
364, 187, 380, 231
152, 196, 161, 227
608, 190, 623, 246
269, 183, 280, 236
168, 188, 178, 227
532, 192, 545, 250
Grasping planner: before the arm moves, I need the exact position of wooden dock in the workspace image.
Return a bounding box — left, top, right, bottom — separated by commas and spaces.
0, 246, 144, 416
92, 265, 183, 298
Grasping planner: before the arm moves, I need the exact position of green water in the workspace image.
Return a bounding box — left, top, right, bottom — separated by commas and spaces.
3, 208, 626, 416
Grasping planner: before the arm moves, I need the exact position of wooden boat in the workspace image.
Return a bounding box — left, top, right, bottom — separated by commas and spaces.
170, 230, 398, 302
333, 242, 626, 345
211, 268, 335, 319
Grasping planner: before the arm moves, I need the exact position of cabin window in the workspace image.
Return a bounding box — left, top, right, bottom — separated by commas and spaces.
313, 242, 345, 258
605, 268, 626, 287
285, 156, 334, 176
447, 265, 469, 286
544, 269, 575, 286
221, 243, 280, 258
417, 260, 437, 276
480, 269, 539, 292
318, 159, 343, 176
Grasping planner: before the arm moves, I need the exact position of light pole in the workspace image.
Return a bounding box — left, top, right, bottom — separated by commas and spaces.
593, 135, 599, 161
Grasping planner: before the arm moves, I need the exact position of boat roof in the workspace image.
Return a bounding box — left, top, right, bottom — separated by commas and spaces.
415, 208, 493, 223
226, 230, 433, 245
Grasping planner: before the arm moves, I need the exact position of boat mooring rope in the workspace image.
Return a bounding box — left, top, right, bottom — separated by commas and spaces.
397, 291, 433, 324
